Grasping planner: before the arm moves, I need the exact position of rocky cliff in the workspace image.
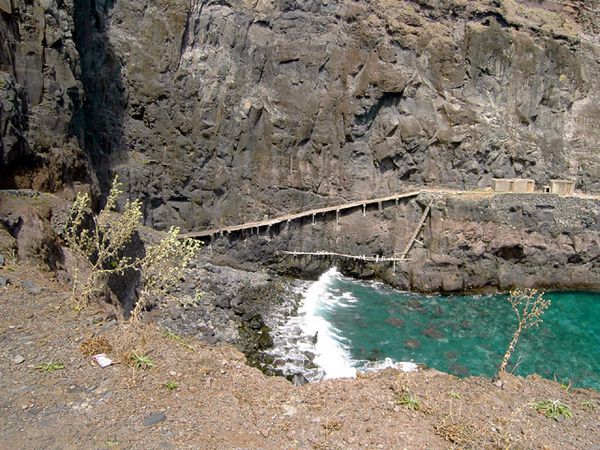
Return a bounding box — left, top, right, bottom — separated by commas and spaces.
207, 191, 599, 292
0, 0, 95, 193
3, 0, 600, 230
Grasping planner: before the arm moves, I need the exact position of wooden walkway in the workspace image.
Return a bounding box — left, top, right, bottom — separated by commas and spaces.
182, 190, 420, 239
279, 250, 406, 262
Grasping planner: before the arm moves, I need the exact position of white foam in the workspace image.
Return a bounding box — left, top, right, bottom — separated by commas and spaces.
266, 269, 420, 382
360, 357, 419, 373
297, 268, 357, 379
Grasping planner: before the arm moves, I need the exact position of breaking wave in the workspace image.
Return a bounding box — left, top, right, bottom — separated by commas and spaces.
266, 268, 417, 382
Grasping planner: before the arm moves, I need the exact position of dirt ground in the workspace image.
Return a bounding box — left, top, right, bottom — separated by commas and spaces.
1, 260, 599, 450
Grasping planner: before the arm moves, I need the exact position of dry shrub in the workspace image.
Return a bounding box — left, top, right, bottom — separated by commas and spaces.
499, 289, 550, 374
434, 416, 478, 448
130, 226, 201, 322
63, 176, 201, 319
322, 419, 342, 433
63, 177, 142, 309
80, 336, 113, 356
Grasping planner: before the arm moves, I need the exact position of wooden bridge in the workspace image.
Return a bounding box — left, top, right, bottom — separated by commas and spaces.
182, 189, 435, 263
182, 190, 421, 239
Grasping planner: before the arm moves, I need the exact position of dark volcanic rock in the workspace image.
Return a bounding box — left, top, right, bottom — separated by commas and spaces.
5, 0, 598, 229
0, 0, 96, 194
108, 1, 599, 230
143, 411, 167, 427
21, 280, 41, 295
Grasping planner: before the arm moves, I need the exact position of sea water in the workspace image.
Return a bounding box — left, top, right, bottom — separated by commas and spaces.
268, 268, 600, 390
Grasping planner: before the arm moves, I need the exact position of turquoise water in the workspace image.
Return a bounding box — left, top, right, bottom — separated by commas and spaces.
317, 273, 600, 390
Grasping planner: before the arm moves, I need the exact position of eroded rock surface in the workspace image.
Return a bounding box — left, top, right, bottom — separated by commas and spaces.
2, 0, 600, 230
87, 0, 600, 229
0, 0, 94, 193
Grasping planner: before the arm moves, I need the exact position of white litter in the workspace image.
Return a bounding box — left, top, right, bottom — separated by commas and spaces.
92, 353, 113, 368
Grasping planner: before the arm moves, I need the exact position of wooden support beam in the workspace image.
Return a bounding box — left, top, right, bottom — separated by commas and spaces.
400, 205, 431, 260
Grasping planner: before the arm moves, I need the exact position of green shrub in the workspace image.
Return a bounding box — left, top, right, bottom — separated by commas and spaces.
396, 393, 421, 411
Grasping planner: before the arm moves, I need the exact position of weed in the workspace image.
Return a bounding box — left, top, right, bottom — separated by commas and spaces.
36, 362, 64, 372
163, 329, 195, 352
499, 289, 550, 375
554, 375, 572, 392
447, 391, 461, 399
396, 393, 421, 411
581, 400, 596, 411
80, 336, 112, 356
322, 419, 342, 432
531, 399, 573, 420
129, 351, 155, 369
164, 381, 178, 391
7, 249, 17, 264
434, 418, 477, 447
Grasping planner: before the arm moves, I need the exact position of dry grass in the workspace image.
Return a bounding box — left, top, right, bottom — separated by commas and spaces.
434, 416, 478, 448
80, 336, 113, 356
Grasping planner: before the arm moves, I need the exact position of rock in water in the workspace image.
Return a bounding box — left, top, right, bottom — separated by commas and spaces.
385, 317, 405, 327
422, 326, 445, 339
292, 374, 309, 386
404, 339, 422, 350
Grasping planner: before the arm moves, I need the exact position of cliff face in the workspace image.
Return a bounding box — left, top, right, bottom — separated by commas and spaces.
208, 192, 600, 293
0, 0, 94, 193
1, 0, 599, 229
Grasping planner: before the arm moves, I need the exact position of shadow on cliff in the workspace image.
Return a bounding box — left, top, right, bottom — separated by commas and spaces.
73, 0, 139, 312
73, 0, 126, 201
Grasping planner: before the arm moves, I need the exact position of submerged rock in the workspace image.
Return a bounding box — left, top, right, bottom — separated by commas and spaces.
385, 317, 405, 328
422, 327, 445, 340
404, 339, 421, 350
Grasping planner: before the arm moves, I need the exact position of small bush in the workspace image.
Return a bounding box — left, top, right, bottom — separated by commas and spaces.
63, 177, 142, 309
63, 177, 201, 317
131, 227, 202, 322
